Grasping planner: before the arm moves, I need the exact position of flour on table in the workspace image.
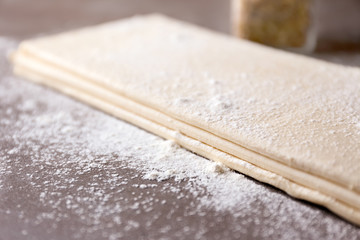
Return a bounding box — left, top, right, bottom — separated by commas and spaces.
1, 37, 359, 239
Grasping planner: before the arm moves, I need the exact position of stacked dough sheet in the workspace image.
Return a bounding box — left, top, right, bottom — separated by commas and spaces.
12, 15, 360, 225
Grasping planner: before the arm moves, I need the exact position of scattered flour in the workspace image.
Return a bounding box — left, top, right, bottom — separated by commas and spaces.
0, 37, 359, 240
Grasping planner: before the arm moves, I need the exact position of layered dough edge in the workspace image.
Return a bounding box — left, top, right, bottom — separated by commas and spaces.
12, 49, 360, 226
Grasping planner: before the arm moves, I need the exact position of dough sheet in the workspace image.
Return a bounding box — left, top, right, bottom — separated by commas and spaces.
11, 14, 360, 225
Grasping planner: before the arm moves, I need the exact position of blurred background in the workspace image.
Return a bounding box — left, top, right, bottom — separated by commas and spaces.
1, 0, 359, 52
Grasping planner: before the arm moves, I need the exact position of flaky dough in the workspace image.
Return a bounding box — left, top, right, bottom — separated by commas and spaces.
12, 14, 360, 225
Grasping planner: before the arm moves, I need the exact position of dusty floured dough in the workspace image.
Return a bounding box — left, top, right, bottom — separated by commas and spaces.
11, 14, 360, 225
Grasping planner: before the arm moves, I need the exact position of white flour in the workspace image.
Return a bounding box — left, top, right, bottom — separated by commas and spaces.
0, 37, 359, 240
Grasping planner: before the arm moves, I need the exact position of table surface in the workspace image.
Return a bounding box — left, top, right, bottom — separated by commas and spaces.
0, 1, 360, 239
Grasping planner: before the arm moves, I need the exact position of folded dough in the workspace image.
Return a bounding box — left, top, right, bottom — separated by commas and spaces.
11, 14, 360, 225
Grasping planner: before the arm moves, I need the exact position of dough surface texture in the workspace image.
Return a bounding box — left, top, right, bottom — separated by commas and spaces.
12, 14, 360, 225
